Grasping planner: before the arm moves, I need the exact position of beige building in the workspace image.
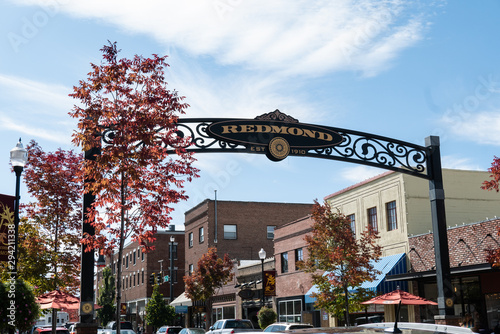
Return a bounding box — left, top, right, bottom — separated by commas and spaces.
325, 169, 500, 256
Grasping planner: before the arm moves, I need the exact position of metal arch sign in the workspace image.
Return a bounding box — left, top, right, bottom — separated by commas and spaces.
207, 117, 343, 161
169, 109, 430, 179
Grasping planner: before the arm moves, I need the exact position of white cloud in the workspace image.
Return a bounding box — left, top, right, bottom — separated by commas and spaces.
13, 0, 433, 77
441, 111, 500, 146
340, 165, 385, 183
0, 74, 71, 112
0, 74, 75, 145
441, 155, 482, 171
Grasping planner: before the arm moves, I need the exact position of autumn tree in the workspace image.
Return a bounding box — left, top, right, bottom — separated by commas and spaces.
97, 266, 116, 327
69, 42, 199, 334
21, 140, 82, 294
184, 247, 234, 327
300, 200, 382, 326
481, 156, 500, 267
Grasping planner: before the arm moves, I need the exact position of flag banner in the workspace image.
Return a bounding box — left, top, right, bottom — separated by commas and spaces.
0, 194, 15, 263
263, 270, 276, 296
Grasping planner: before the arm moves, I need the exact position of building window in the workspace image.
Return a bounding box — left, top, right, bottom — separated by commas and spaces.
126, 255, 129, 268
224, 225, 237, 239
199, 227, 204, 243
348, 214, 355, 234
278, 299, 302, 323
133, 250, 136, 265
295, 248, 303, 270
212, 306, 236, 323
267, 226, 276, 239
386, 201, 397, 231
141, 249, 145, 262
142, 270, 144, 284
133, 273, 135, 287
189, 232, 193, 248
281, 252, 288, 273
189, 264, 194, 275
367, 207, 377, 232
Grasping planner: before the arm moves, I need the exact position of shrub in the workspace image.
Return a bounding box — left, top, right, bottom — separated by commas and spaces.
257, 306, 277, 329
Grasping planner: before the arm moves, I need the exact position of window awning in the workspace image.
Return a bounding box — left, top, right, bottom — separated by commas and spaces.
170, 291, 192, 307
385, 262, 494, 282
305, 253, 407, 304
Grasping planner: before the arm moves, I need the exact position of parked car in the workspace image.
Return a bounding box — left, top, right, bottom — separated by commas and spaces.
263, 323, 313, 332
270, 323, 472, 334
354, 315, 384, 326
98, 330, 136, 334
156, 326, 183, 334
206, 319, 257, 334
106, 321, 134, 330
34, 327, 70, 334
179, 328, 206, 334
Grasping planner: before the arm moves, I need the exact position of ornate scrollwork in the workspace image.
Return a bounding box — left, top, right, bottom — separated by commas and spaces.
167, 118, 431, 179
172, 120, 247, 152
311, 129, 428, 177
254, 109, 299, 123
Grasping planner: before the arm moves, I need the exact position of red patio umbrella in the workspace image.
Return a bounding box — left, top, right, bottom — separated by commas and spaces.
36, 290, 80, 310
361, 289, 437, 333
361, 289, 438, 306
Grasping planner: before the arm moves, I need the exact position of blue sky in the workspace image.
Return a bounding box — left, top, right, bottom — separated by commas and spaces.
1, 0, 500, 229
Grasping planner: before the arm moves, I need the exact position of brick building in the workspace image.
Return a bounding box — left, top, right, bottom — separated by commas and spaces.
95, 226, 185, 332
183, 199, 314, 328
387, 218, 500, 329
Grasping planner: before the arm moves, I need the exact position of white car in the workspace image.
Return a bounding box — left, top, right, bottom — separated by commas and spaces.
156, 326, 183, 334
263, 323, 313, 332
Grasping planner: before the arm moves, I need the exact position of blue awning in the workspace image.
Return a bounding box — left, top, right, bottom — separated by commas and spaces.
305, 253, 407, 304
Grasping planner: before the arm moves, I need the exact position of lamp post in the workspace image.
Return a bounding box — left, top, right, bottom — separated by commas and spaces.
258, 248, 266, 308
10, 138, 28, 279
170, 236, 175, 302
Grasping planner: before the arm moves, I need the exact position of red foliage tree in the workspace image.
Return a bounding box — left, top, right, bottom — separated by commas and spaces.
184, 247, 234, 327
301, 200, 382, 326
481, 156, 500, 267
69, 42, 199, 331
22, 140, 83, 294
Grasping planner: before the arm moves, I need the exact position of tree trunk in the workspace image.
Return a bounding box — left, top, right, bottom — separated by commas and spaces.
116, 172, 126, 334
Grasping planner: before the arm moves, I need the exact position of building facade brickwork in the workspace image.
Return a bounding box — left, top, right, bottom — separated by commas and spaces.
408, 218, 500, 271
184, 199, 314, 273
95, 227, 185, 331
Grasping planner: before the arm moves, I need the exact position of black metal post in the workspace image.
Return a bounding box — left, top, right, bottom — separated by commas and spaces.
77, 145, 100, 333
170, 239, 174, 302
13, 166, 22, 278
260, 258, 265, 308
8, 166, 22, 334
425, 136, 453, 317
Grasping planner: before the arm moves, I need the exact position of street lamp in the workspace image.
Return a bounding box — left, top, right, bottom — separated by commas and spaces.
10, 138, 28, 279
258, 248, 266, 308
170, 236, 175, 302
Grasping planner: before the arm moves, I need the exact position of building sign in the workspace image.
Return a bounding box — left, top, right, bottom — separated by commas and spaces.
175, 306, 188, 314
207, 110, 343, 161
263, 270, 276, 296
120, 303, 127, 315
0, 194, 15, 262
238, 288, 255, 300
